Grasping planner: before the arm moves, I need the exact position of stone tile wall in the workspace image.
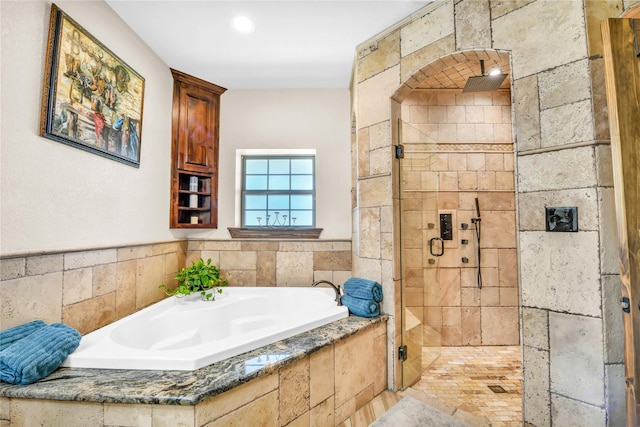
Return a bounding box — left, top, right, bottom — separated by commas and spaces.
0, 239, 351, 336
0, 320, 387, 426
0, 241, 187, 335
400, 90, 518, 347
186, 239, 352, 288
352, 0, 627, 423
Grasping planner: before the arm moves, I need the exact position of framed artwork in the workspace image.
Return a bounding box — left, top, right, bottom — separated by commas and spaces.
40, 4, 145, 167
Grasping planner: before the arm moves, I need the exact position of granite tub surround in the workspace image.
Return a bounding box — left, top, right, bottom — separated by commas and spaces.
0, 316, 387, 426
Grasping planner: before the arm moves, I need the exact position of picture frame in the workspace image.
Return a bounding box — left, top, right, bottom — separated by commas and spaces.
40, 4, 145, 167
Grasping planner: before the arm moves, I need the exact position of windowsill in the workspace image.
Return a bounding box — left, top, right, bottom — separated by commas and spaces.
227, 227, 323, 239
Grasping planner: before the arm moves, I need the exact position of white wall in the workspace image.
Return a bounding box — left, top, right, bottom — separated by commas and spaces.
0, 1, 352, 255
0, 0, 174, 255
208, 89, 352, 239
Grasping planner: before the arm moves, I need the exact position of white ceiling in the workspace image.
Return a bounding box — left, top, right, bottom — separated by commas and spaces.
105, 1, 431, 89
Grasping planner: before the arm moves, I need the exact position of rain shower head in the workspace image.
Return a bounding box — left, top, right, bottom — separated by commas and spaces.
463, 60, 508, 93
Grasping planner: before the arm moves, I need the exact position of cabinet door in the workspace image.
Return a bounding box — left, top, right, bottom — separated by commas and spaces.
176, 83, 219, 173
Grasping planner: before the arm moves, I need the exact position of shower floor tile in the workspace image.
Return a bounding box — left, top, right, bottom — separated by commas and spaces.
411, 346, 522, 427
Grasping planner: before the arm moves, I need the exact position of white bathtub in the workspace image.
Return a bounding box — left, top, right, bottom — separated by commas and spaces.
61, 287, 348, 371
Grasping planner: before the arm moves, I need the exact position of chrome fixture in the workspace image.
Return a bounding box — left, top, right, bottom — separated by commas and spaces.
311, 280, 343, 306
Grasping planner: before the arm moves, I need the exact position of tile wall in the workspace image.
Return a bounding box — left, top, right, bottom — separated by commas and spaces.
0, 241, 186, 334
400, 90, 518, 346
0, 239, 352, 335
351, 0, 626, 423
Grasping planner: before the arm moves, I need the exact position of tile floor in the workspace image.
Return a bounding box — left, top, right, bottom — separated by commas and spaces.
411, 346, 522, 427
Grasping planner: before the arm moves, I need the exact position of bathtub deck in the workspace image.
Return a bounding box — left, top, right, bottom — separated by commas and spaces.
0, 315, 385, 406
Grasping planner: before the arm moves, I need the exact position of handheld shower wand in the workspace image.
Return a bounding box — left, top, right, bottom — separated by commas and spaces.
471, 198, 482, 289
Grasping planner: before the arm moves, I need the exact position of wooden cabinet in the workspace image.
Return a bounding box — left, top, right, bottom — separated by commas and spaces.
170, 69, 226, 228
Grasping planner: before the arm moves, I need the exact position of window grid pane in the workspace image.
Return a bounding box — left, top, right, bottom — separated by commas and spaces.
242, 155, 315, 227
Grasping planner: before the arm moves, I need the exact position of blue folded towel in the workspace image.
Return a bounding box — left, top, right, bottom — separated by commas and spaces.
343, 277, 383, 302
0, 320, 47, 352
0, 323, 81, 385
342, 294, 380, 318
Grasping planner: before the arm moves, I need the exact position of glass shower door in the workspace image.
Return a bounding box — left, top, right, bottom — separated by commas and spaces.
398, 120, 442, 389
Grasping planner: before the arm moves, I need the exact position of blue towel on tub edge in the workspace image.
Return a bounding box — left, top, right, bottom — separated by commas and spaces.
342, 294, 380, 318
0, 323, 81, 385
0, 320, 47, 352
343, 277, 383, 302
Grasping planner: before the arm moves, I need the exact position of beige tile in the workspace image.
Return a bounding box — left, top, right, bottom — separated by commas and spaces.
313, 251, 351, 272
461, 307, 481, 345
220, 250, 257, 270
477, 172, 496, 190
104, 403, 152, 426
335, 329, 373, 408
481, 287, 500, 307
116, 259, 137, 318
458, 171, 478, 190
461, 287, 480, 306
334, 397, 356, 426
93, 263, 117, 297
256, 251, 276, 286
500, 287, 519, 306
443, 306, 461, 326
135, 255, 166, 309
206, 390, 279, 427
482, 307, 519, 345
0, 397, 9, 420
1, 272, 63, 329
65, 249, 117, 269
310, 345, 335, 407
0, 258, 25, 281
355, 384, 374, 411
63, 268, 93, 305
63, 292, 116, 335
400, 1, 454, 56
25, 254, 63, 276
466, 153, 485, 171
284, 411, 310, 427
373, 332, 388, 394
10, 399, 103, 425
280, 357, 310, 425
224, 270, 257, 286
357, 31, 400, 83
498, 249, 518, 287
481, 211, 516, 248
152, 404, 195, 427
118, 245, 153, 262
310, 396, 334, 427
196, 373, 278, 424
439, 172, 458, 191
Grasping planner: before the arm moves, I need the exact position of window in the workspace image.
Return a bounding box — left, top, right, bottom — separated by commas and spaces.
241, 155, 315, 227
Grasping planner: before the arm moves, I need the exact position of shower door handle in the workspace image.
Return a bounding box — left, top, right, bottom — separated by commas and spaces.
429, 237, 444, 257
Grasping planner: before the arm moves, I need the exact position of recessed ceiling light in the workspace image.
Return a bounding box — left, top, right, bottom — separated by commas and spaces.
232, 16, 255, 33
489, 67, 503, 76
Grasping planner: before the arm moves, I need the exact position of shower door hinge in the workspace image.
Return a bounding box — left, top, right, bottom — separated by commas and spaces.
398, 345, 408, 361
395, 144, 404, 159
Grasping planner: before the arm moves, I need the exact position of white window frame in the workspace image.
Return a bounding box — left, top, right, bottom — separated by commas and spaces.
234, 149, 316, 227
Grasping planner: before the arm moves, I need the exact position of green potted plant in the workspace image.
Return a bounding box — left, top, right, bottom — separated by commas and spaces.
160, 258, 228, 301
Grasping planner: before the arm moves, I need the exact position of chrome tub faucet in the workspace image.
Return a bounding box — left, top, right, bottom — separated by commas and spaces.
311, 280, 343, 306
